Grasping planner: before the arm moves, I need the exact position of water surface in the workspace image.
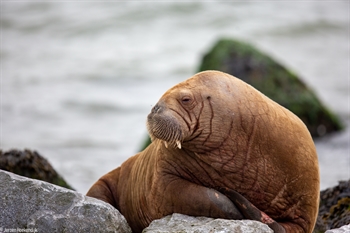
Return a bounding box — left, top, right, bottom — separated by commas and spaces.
1, 1, 349, 192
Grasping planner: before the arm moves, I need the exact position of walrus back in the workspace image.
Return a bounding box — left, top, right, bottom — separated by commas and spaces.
227, 71, 320, 232
194, 71, 320, 232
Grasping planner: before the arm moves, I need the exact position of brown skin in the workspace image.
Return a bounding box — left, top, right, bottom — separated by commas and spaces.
87, 70, 320, 233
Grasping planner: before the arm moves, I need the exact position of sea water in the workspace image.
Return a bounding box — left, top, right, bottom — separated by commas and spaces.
1, 1, 349, 192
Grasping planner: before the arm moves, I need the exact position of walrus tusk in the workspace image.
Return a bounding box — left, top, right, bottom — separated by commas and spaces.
176, 140, 181, 149
164, 141, 168, 148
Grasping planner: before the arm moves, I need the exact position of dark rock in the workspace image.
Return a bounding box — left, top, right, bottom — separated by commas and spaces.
325, 197, 350, 229
198, 38, 343, 138
143, 213, 273, 233
0, 149, 74, 190
0, 170, 132, 233
314, 180, 350, 231
313, 215, 328, 233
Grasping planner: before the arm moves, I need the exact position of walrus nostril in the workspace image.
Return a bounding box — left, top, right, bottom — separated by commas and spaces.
151, 104, 161, 114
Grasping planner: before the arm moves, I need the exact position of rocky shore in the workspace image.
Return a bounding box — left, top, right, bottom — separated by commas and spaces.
0, 149, 349, 233
0, 37, 347, 233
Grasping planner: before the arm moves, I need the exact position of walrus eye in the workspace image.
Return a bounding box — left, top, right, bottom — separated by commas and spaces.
181, 97, 191, 104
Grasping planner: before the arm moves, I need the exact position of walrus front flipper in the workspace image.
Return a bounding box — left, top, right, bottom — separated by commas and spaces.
86, 167, 121, 209
218, 188, 286, 233
163, 179, 243, 220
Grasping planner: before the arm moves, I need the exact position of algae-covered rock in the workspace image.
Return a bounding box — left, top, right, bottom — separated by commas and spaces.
316, 180, 350, 230
198, 38, 343, 138
143, 213, 273, 233
0, 149, 74, 190
0, 170, 132, 233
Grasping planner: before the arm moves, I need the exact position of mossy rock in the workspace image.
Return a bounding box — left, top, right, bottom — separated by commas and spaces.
323, 197, 350, 229
316, 180, 350, 230
198, 38, 343, 138
0, 149, 74, 190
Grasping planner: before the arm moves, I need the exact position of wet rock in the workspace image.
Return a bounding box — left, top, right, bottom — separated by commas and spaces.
142, 213, 273, 233
0, 149, 74, 190
0, 170, 132, 233
198, 38, 343, 138
313, 215, 328, 233
314, 180, 350, 232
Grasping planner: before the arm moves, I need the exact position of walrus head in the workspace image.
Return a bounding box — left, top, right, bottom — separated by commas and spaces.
146, 88, 193, 149
147, 70, 240, 152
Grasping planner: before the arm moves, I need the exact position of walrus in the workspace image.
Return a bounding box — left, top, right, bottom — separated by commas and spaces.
87, 70, 320, 233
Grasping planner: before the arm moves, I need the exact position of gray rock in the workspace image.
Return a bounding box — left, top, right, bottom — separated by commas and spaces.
142, 213, 273, 233
0, 170, 132, 233
325, 224, 350, 233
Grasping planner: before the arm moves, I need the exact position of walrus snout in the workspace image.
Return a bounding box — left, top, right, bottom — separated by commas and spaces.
147, 101, 183, 149
151, 103, 162, 114
147, 102, 163, 122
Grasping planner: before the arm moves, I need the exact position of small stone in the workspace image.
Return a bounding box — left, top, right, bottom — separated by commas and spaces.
325, 224, 350, 233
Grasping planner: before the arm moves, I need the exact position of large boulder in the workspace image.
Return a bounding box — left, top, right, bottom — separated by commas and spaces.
143, 213, 273, 233
0, 149, 74, 190
0, 170, 132, 233
198, 38, 343, 138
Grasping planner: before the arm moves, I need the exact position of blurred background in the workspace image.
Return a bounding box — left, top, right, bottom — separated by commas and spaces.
1, 1, 349, 193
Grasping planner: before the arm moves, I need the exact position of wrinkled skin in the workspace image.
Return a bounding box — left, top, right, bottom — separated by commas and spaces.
87, 71, 320, 233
